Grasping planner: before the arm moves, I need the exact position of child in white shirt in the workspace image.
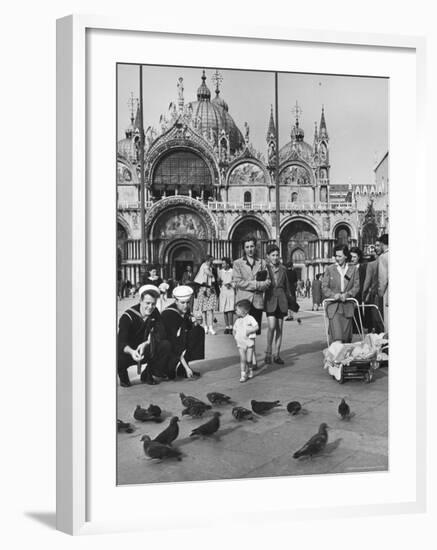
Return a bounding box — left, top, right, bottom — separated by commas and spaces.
233, 299, 259, 382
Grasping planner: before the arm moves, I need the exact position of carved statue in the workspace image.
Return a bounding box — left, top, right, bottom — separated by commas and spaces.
177, 77, 184, 102
244, 121, 250, 141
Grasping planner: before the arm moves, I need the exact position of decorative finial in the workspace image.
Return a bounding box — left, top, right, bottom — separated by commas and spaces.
212, 69, 223, 95
292, 100, 302, 125
128, 92, 138, 126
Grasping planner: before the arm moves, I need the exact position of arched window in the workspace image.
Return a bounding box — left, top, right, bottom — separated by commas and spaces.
244, 191, 252, 204
153, 150, 212, 197
335, 225, 351, 246
291, 248, 305, 263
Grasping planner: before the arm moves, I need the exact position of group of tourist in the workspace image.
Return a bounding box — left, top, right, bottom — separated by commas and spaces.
117, 234, 389, 387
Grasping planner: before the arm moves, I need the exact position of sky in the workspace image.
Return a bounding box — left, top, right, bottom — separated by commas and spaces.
117, 64, 388, 186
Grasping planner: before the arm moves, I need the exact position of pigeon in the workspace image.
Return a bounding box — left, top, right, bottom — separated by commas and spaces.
338, 398, 351, 420
140, 435, 182, 461
206, 392, 233, 405
147, 404, 162, 418
133, 405, 164, 423
154, 417, 179, 446
232, 406, 256, 422
251, 399, 281, 415
181, 402, 211, 418
179, 392, 208, 409
287, 401, 302, 415
117, 419, 135, 433
190, 412, 221, 437
293, 423, 329, 459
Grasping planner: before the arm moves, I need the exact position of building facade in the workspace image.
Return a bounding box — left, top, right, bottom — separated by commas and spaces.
117, 70, 388, 283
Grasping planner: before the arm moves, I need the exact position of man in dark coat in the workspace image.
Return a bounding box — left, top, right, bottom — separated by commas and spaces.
160, 285, 205, 378
117, 286, 173, 387
285, 261, 301, 322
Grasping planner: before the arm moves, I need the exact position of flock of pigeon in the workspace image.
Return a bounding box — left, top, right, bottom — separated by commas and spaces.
117, 393, 354, 463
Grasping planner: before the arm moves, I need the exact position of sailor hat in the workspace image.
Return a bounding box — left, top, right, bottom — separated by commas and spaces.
172, 285, 194, 300
138, 284, 160, 299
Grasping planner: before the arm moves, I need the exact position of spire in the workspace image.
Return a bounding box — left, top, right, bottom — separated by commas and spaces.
266, 105, 276, 141
314, 121, 318, 142
291, 100, 304, 142
197, 70, 211, 101
319, 105, 328, 138
134, 103, 142, 132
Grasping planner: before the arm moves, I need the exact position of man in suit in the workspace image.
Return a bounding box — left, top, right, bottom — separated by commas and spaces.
362, 238, 385, 333
377, 234, 389, 333
232, 236, 271, 367
322, 244, 360, 343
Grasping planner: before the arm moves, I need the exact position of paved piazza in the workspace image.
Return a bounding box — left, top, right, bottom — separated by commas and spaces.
117, 297, 388, 485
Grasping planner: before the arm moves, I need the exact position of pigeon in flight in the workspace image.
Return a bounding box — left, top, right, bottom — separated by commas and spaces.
293, 423, 329, 459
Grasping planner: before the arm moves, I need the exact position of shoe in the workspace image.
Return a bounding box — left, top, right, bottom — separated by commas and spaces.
224, 328, 229, 335
191, 370, 201, 377
274, 356, 284, 365
208, 326, 216, 335
252, 363, 258, 371
264, 354, 272, 365
247, 368, 254, 379
119, 380, 131, 388
240, 373, 248, 383
297, 319, 302, 324
204, 326, 209, 334
285, 316, 293, 322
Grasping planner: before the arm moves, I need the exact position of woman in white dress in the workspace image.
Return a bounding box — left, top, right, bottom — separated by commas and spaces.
218, 257, 235, 334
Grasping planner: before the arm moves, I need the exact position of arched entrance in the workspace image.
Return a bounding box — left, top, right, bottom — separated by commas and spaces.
230, 218, 270, 259
280, 219, 320, 281
163, 238, 204, 281
117, 222, 128, 282
334, 223, 351, 246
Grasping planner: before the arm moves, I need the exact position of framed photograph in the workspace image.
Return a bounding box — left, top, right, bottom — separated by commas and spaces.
57, 15, 426, 535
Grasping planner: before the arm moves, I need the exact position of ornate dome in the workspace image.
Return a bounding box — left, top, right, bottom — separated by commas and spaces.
117, 136, 137, 161
189, 71, 244, 153
279, 140, 313, 163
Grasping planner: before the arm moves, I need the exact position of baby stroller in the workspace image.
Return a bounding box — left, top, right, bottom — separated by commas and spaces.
322, 298, 384, 384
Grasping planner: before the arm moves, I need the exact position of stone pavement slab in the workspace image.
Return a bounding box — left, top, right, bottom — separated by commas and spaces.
116, 297, 388, 485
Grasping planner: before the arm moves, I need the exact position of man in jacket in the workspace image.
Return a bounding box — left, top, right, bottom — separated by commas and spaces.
377, 234, 389, 333
322, 244, 360, 343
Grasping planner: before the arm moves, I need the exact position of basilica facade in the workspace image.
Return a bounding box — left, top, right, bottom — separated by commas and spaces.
117, 70, 388, 283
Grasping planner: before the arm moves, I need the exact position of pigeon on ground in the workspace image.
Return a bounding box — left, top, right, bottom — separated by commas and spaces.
140, 435, 182, 461
338, 398, 351, 420
287, 401, 302, 415
251, 399, 281, 415
133, 405, 164, 423
154, 416, 179, 446
190, 412, 221, 437
179, 392, 208, 409
232, 406, 256, 422
147, 404, 162, 417
117, 419, 135, 433
293, 423, 329, 459
181, 402, 211, 418
206, 392, 233, 405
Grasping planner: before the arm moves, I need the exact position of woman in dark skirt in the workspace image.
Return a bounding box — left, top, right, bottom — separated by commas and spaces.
264, 244, 293, 365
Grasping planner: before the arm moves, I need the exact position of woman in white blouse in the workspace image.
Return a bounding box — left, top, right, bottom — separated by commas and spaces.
218, 257, 235, 334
